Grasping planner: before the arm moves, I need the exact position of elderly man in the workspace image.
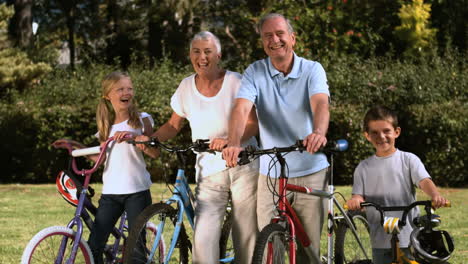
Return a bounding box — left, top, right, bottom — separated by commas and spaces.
223, 13, 330, 263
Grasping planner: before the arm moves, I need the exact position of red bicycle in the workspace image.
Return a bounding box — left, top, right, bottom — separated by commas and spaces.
239, 139, 373, 264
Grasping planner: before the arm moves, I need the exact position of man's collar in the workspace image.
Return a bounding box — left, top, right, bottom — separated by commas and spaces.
267, 53, 300, 79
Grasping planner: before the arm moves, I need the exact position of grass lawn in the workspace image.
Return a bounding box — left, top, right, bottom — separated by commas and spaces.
1, 183, 466, 263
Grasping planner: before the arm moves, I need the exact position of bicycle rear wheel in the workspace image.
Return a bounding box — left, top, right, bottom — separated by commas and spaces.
21, 226, 93, 264
252, 223, 291, 264
335, 212, 373, 264
123, 202, 189, 264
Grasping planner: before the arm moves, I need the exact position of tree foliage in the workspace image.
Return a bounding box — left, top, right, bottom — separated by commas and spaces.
0, 3, 51, 95
395, 0, 437, 57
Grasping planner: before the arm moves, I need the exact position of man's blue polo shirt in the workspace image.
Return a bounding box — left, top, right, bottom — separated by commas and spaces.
237, 53, 330, 178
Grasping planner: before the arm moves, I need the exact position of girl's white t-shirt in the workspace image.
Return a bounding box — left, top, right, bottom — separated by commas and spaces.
99, 112, 153, 194
171, 71, 258, 181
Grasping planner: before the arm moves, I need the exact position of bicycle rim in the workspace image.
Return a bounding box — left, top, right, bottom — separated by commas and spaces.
252, 223, 291, 264
335, 212, 373, 264
21, 226, 93, 264
123, 203, 189, 264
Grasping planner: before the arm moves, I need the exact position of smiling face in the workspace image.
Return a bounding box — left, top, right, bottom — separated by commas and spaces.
190, 38, 221, 76
260, 16, 296, 63
365, 119, 401, 157
105, 77, 134, 113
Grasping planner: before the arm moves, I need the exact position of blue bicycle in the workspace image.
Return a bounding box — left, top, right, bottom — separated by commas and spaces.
123, 138, 233, 264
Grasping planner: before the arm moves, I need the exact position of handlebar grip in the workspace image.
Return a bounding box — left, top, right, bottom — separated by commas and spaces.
72, 146, 101, 157
432, 201, 451, 208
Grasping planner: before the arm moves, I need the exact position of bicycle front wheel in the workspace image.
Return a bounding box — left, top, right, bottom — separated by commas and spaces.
335, 212, 373, 264
219, 208, 233, 263
21, 226, 93, 264
123, 202, 189, 264
252, 223, 291, 264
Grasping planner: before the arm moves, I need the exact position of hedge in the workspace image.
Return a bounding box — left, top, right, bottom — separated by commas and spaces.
1, 54, 466, 186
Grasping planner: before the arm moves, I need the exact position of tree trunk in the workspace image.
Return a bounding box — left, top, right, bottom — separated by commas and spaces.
11, 0, 33, 48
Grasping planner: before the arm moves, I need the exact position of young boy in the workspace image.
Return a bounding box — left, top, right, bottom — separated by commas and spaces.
346, 105, 448, 264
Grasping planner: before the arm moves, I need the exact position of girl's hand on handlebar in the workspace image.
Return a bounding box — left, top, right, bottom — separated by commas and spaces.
346, 195, 365, 211
114, 131, 135, 143
209, 138, 227, 151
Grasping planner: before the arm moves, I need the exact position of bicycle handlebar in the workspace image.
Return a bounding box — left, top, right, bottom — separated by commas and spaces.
127, 137, 215, 154
72, 146, 101, 157
360, 200, 450, 228
238, 139, 348, 165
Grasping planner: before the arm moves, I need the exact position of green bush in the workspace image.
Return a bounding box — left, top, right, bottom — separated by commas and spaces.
1, 54, 466, 186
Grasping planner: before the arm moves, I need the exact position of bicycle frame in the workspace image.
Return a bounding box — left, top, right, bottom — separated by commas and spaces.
270, 152, 370, 264
135, 140, 234, 264
55, 137, 123, 264
244, 140, 370, 264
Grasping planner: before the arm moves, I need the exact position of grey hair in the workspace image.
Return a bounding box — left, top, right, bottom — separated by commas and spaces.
190, 31, 222, 54
257, 13, 294, 34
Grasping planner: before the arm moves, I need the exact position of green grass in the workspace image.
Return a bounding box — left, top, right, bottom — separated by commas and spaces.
1, 184, 466, 263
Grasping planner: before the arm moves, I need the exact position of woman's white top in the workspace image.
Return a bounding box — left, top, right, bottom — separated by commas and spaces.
99, 112, 153, 194
170, 71, 258, 181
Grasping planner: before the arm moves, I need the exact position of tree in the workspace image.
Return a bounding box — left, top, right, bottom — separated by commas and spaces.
395, 0, 437, 57
9, 0, 33, 48
0, 3, 51, 95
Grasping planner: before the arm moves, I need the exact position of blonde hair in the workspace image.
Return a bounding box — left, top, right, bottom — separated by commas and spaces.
96, 71, 141, 142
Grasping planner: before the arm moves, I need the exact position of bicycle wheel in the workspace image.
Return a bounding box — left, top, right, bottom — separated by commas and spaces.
252, 223, 291, 264
123, 203, 189, 264
21, 226, 93, 264
219, 209, 233, 263
335, 212, 373, 264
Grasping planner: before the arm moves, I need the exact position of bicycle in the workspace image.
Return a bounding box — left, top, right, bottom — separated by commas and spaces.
237, 139, 373, 264
359, 200, 454, 264
21, 137, 164, 264
123, 138, 234, 264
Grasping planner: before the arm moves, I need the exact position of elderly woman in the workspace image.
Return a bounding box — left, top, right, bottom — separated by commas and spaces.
138, 31, 259, 264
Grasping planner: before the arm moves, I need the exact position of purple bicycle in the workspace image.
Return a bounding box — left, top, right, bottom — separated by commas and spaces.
21, 137, 164, 264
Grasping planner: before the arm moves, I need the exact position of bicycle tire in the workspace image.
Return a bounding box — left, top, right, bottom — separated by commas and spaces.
219, 209, 233, 263
21, 226, 93, 264
123, 202, 189, 264
334, 211, 373, 264
252, 223, 291, 264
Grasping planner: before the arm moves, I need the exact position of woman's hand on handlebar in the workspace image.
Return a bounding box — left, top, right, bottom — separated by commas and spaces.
133, 135, 150, 151
209, 138, 227, 151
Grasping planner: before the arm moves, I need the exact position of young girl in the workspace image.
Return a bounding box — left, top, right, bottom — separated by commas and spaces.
53, 71, 157, 263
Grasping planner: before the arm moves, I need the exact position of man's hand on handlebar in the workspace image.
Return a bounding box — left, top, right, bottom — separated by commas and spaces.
303, 131, 327, 154
222, 145, 243, 168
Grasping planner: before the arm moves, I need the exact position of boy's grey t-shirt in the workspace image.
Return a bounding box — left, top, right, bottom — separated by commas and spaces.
352, 149, 430, 248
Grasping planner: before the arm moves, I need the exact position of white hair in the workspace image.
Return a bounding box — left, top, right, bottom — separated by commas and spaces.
190, 31, 222, 53
258, 13, 294, 34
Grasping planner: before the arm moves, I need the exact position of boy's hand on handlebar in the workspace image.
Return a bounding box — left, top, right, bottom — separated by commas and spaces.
303, 132, 327, 154
431, 194, 449, 209
209, 138, 227, 151
222, 145, 243, 167
346, 195, 365, 211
